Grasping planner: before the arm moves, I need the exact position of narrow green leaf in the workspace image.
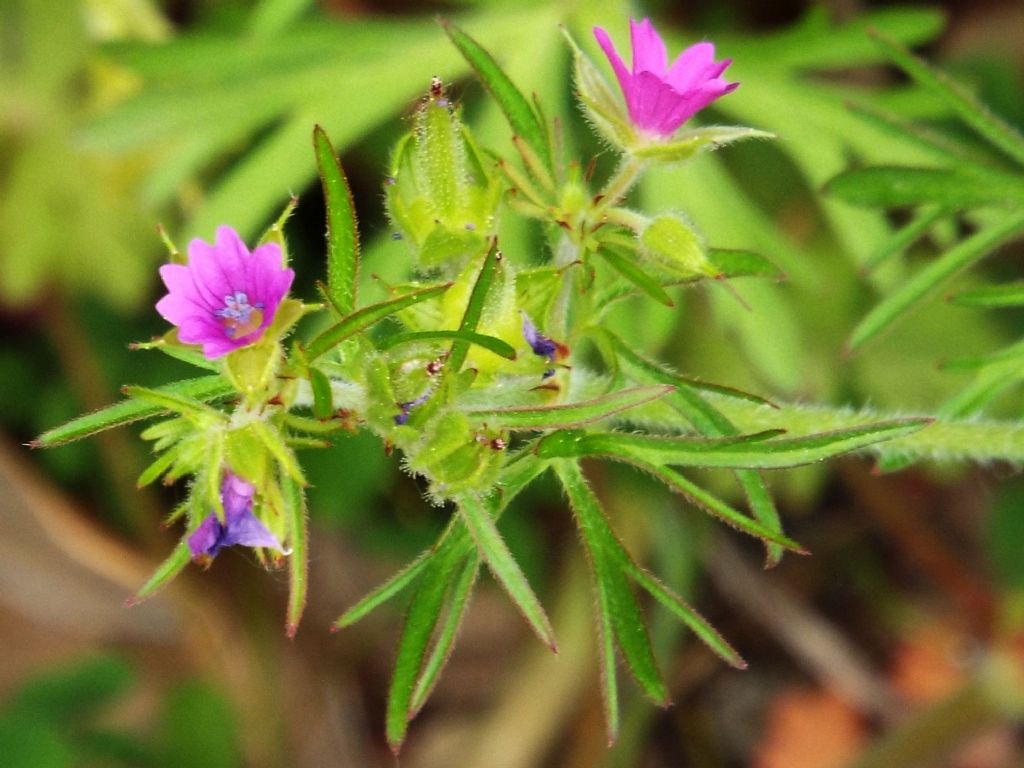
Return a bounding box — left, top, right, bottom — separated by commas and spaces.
305, 282, 452, 361
554, 461, 744, 669
137, 444, 183, 488
309, 367, 334, 420
951, 281, 1024, 308
610, 333, 785, 564
410, 555, 480, 716
597, 245, 675, 307
386, 546, 464, 752
122, 386, 224, 420
940, 338, 1024, 373
378, 329, 516, 360
611, 334, 775, 409
627, 564, 747, 669
827, 166, 1024, 208
707, 248, 786, 280
846, 101, 989, 168
626, 458, 805, 552
864, 205, 949, 272
284, 476, 308, 638
602, 555, 667, 706
334, 450, 548, 630
458, 494, 556, 651
594, 562, 620, 744
537, 420, 929, 468
314, 125, 359, 316
333, 550, 435, 630
126, 542, 191, 606
251, 420, 306, 486
441, 19, 551, 170
461, 385, 674, 430
33, 376, 232, 448
448, 245, 499, 374
849, 212, 1024, 350
871, 31, 1024, 167
736, 469, 785, 568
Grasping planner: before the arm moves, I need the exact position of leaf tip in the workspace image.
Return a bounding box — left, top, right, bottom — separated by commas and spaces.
285, 622, 299, 640
123, 595, 141, 609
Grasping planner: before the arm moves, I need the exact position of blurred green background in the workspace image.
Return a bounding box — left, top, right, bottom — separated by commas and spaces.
3, 0, 1024, 765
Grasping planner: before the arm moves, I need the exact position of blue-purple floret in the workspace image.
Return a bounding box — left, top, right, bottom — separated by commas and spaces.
521, 312, 558, 361
394, 391, 432, 425
188, 472, 281, 560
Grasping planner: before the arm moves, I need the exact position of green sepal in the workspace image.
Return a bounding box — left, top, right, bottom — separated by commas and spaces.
631, 126, 774, 162
129, 329, 218, 372
251, 420, 305, 487
225, 425, 270, 487
224, 342, 279, 399
562, 27, 635, 150
137, 444, 184, 488
257, 195, 298, 262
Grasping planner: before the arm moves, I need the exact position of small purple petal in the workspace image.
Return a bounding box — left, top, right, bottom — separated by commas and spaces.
593, 19, 738, 139
187, 514, 223, 559
187, 472, 282, 560
154, 226, 293, 360
521, 312, 558, 361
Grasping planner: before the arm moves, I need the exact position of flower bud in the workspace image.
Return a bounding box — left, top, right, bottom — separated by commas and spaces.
638, 214, 715, 278
385, 79, 500, 270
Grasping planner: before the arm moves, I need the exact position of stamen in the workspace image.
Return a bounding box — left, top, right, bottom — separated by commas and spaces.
214, 291, 264, 338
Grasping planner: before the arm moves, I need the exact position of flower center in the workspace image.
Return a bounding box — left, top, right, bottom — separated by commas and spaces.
214, 291, 264, 339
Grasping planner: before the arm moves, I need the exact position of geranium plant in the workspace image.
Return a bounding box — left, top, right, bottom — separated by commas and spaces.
33, 16, 1024, 752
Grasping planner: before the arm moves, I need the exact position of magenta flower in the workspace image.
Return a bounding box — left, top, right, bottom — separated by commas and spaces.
593, 18, 738, 139
156, 226, 294, 359
188, 472, 282, 561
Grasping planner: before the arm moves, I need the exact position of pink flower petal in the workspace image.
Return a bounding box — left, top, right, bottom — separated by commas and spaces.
593, 20, 738, 139
154, 225, 294, 360
593, 26, 632, 100
629, 18, 667, 75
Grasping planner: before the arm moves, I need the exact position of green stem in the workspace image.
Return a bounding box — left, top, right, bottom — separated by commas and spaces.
704, 394, 1024, 465
593, 155, 647, 218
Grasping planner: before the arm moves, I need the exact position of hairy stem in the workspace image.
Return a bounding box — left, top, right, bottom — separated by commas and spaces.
704, 395, 1024, 465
